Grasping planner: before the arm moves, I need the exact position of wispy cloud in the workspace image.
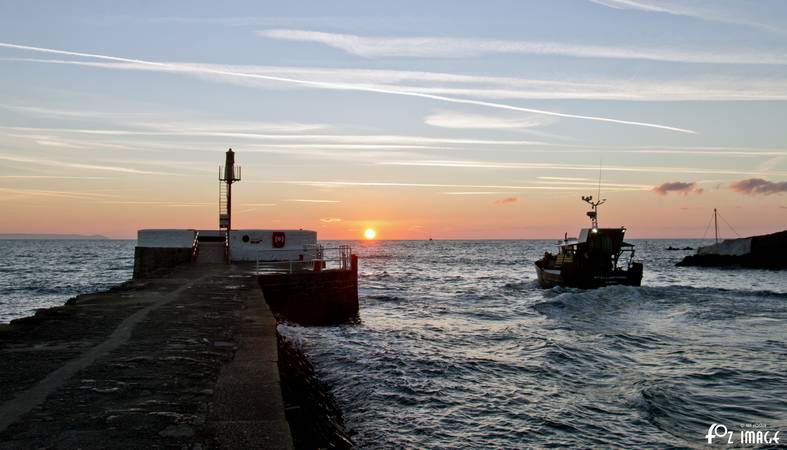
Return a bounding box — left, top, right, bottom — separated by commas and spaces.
270, 180, 647, 192
378, 159, 787, 177
589, 0, 787, 36
0, 125, 550, 148
0, 154, 172, 175
105, 200, 211, 207
134, 119, 330, 134
6, 123, 784, 168
258, 28, 787, 65
320, 217, 343, 222
494, 197, 519, 205
144, 15, 392, 29
444, 191, 512, 195
652, 181, 703, 195
537, 180, 653, 189
0, 43, 695, 133
2, 104, 331, 135
6, 56, 787, 102
0, 104, 156, 120
424, 111, 557, 130
729, 178, 787, 195
0, 175, 110, 180
629, 148, 787, 157
0, 187, 112, 201
537, 176, 592, 181
285, 199, 341, 203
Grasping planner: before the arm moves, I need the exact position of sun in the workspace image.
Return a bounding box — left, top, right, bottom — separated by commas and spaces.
364, 228, 377, 240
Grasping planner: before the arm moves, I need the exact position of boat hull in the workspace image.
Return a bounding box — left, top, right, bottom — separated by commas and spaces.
534, 260, 643, 289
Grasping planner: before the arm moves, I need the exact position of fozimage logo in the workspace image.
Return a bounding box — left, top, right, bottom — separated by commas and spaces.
706, 423, 780, 445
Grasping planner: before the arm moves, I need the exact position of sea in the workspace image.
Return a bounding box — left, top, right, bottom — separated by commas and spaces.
1, 239, 785, 448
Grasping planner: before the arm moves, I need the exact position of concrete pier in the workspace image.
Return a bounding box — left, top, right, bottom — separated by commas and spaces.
260, 267, 359, 326
0, 265, 293, 449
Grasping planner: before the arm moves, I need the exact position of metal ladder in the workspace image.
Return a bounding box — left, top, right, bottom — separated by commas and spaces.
218, 181, 228, 225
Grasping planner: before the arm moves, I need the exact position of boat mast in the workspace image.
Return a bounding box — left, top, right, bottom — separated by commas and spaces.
581, 195, 606, 230
582, 160, 606, 230
714, 208, 719, 244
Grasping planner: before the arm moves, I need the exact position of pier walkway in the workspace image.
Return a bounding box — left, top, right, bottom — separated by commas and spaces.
0, 264, 292, 449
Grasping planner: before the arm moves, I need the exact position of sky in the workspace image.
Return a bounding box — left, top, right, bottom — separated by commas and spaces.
0, 0, 785, 239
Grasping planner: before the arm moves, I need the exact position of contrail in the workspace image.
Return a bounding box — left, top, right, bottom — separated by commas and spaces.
0, 42, 696, 134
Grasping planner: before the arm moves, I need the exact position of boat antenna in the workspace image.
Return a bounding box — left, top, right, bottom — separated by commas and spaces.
582, 195, 605, 230
597, 158, 602, 201
714, 208, 719, 244
582, 160, 605, 230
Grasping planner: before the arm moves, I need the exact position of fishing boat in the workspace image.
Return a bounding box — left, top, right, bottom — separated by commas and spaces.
535, 195, 643, 288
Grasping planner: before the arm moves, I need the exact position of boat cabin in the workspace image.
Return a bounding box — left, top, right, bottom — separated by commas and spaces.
549, 227, 633, 273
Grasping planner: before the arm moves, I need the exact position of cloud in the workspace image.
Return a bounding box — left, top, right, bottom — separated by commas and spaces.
424, 111, 557, 130
273, 180, 644, 192
2, 105, 331, 134
0, 104, 156, 120
443, 191, 511, 195
0, 154, 172, 175
537, 180, 652, 189
285, 199, 341, 203
631, 148, 787, 157
652, 181, 703, 195
537, 176, 591, 181
589, 0, 787, 36
105, 201, 211, 207
729, 178, 787, 195
0, 187, 112, 201
494, 197, 519, 205
258, 29, 787, 65
1, 125, 546, 146
7, 56, 787, 102
0, 175, 110, 180
134, 119, 330, 134
0, 43, 695, 133
379, 160, 787, 177
320, 217, 342, 222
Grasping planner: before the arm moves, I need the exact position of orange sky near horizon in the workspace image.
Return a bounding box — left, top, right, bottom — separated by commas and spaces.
2, 165, 784, 240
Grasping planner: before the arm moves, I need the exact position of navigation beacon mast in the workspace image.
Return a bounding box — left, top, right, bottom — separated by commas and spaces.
219, 148, 241, 261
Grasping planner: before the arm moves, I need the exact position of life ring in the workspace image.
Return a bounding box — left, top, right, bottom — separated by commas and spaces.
272, 232, 286, 248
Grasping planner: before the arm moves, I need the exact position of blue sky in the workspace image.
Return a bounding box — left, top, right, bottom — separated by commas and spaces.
0, 0, 785, 238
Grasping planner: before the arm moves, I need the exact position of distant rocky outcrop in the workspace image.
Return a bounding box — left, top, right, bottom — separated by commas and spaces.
677, 230, 787, 269
0, 234, 109, 240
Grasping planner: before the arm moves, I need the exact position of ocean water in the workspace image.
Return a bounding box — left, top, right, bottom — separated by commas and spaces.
1, 239, 785, 448
0, 240, 135, 323
281, 240, 787, 449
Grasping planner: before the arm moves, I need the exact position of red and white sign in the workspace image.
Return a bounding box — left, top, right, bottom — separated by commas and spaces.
272, 232, 286, 248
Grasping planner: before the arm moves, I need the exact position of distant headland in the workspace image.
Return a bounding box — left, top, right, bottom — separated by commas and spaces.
0, 234, 109, 240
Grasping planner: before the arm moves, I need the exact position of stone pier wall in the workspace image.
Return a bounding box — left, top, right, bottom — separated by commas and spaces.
133, 247, 192, 279
259, 269, 359, 325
